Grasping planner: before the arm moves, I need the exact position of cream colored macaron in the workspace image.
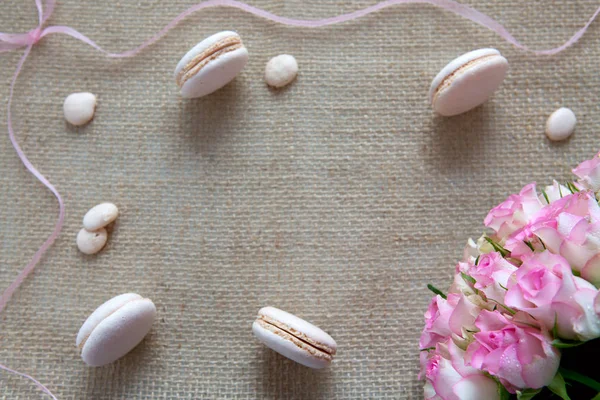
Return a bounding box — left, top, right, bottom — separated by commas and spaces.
429, 48, 509, 116
76, 293, 156, 366
252, 306, 337, 369
174, 31, 249, 98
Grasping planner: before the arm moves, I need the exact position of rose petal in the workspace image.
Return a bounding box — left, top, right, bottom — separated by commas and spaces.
453, 375, 500, 400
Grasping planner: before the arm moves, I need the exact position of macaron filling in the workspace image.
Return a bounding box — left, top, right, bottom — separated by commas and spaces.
256, 315, 335, 360
431, 54, 498, 105
176, 36, 244, 87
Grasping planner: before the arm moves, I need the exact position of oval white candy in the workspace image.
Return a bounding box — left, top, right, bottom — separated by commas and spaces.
77, 293, 156, 366
265, 54, 298, 88
429, 48, 509, 116
252, 306, 337, 369
76, 228, 107, 255
546, 107, 576, 141
63, 92, 97, 126
83, 202, 119, 231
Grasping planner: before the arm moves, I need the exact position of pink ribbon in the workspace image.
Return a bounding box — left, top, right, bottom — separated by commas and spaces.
2, 0, 600, 397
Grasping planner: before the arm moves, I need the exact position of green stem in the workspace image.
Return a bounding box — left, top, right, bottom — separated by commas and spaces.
559, 367, 600, 392
427, 284, 447, 299
484, 237, 510, 257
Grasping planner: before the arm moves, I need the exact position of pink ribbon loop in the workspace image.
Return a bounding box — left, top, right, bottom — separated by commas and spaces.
2, 0, 600, 398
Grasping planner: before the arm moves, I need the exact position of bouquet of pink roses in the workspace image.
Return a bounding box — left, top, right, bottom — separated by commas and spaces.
420, 153, 600, 400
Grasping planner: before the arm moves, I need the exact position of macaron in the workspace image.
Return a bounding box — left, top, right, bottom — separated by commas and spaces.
429, 48, 509, 116
76, 293, 156, 367
174, 31, 249, 98
252, 306, 337, 369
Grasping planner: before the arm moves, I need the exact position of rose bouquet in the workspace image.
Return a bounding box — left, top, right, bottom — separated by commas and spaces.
420, 153, 600, 400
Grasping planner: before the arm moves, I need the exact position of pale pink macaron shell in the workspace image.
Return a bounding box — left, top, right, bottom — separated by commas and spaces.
174, 31, 249, 99
77, 293, 156, 367
253, 306, 337, 369
429, 48, 508, 116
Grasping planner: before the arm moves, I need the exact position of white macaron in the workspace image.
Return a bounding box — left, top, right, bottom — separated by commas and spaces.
252, 306, 337, 369
76, 293, 156, 367
429, 48, 509, 116
174, 31, 249, 98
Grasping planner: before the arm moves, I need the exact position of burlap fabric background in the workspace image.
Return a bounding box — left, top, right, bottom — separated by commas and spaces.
1, 0, 599, 398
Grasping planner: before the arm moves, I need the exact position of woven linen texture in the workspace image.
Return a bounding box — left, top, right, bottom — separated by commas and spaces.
1, 0, 599, 398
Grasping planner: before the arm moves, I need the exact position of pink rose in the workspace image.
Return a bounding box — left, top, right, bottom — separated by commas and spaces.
420, 293, 483, 350
422, 339, 500, 400
504, 251, 600, 341
420, 295, 457, 350
532, 192, 600, 286
484, 183, 544, 240
541, 181, 571, 204
466, 252, 518, 304
503, 190, 587, 255
573, 154, 600, 192
462, 236, 494, 262
504, 230, 544, 260
465, 310, 560, 392
450, 261, 476, 295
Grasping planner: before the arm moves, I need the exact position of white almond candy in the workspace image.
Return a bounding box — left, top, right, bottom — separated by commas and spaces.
77, 293, 156, 366
63, 92, 97, 126
76, 228, 107, 255
546, 107, 576, 141
83, 202, 119, 231
265, 54, 298, 88
429, 48, 509, 116
252, 306, 337, 369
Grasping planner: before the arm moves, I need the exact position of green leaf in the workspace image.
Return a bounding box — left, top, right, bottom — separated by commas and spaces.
560, 367, 600, 392
475, 255, 480, 265
541, 189, 550, 204
571, 182, 580, 192
552, 339, 586, 349
591, 393, 600, 400
524, 241, 535, 251
497, 381, 511, 400
516, 388, 542, 400
484, 237, 511, 257
548, 372, 571, 400
419, 347, 435, 352
489, 299, 517, 315
559, 185, 564, 198
461, 272, 476, 285
427, 284, 447, 299
566, 181, 580, 194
